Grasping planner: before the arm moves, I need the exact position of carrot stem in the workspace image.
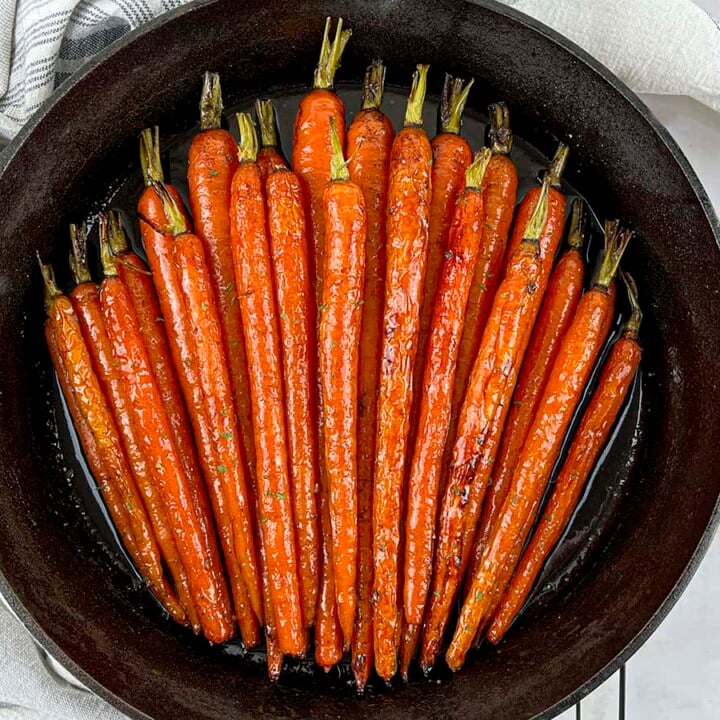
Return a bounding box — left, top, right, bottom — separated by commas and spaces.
595, 221, 633, 288
236, 112, 259, 163
107, 211, 129, 254
404, 64, 429, 128
621, 271, 643, 338
523, 177, 551, 243
439, 74, 473, 135
313, 17, 352, 90
255, 99, 279, 149
150, 180, 189, 236
465, 147, 492, 190
544, 142, 569, 188
488, 102, 512, 155
38, 255, 62, 309
98, 214, 119, 278
68, 223, 92, 285
139, 127, 164, 187
567, 197, 586, 249
199, 72, 224, 132
361, 60, 386, 111
328, 119, 350, 182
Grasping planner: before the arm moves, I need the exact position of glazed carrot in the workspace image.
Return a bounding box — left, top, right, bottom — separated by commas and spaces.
488, 273, 642, 644
315, 485, 344, 671
256, 99, 288, 180
230, 113, 304, 657
39, 261, 184, 622
188, 73, 256, 480
466, 198, 587, 601
446, 221, 631, 670
106, 212, 206, 512
266, 162, 320, 627
318, 121, 366, 648
400, 149, 492, 677
372, 65, 432, 682
408, 74, 473, 454
292, 16, 351, 307
347, 59, 394, 691
69, 222, 197, 629
98, 241, 233, 643
420, 176, 557, 673
155, 183, 264, 624
447, 102, 518, 478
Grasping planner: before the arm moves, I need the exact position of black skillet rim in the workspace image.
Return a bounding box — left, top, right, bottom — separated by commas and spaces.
0, 1, 719, 718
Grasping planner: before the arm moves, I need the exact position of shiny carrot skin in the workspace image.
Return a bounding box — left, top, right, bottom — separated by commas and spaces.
188, 73, 257, 480
99, 258, 233, 643
320, 128, 366, 649
107, 214, 205, 513
446, 223, 630, 670
291, 18, 351, 307
419, 169, 564, 673
448, 103, 518, 478
231, 113, 304, 657
169, 211, 263, 624
347, 60, 394, 690
266, 167, 320, 628
400, 150, 491, 676
466, 199, 586, 598
256, 99, 289, 181
409, 75, 473, 456
372, 66, 432, 682
487, 275, 642, 644
43, 298, 181, 618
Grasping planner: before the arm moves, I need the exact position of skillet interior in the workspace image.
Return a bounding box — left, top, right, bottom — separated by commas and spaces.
1, 1, 719, 718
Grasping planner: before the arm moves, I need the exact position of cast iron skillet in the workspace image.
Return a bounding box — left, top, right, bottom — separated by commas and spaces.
1, 0, 720, 718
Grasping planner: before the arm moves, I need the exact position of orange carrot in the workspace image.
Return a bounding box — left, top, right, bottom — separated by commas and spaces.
400, 149, 492, 677
487, 272, 642, 644
292, 16, 351, 307
446, 102, 518, 484
256, 99, 288, 180
466, 198, 587, 602
41, 261, 183, 622
420, 171, 561, 673
408, 74, 473, 455
266, 163, 320, 627
230, 113, 304, 657
347, 59, 394, 691
99, 241, 234, 643
319, 121, 366, 648
188, 72, 256, 481
446, 221, 631, 670
69, 223, 197, 629
372, 65, 432, 682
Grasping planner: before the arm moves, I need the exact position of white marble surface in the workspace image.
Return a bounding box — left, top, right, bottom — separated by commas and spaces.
554, 89, 720, 719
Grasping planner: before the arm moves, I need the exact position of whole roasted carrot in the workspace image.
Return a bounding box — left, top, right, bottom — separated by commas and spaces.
139, 128, 253, 641
447, 102, 518, 476
446, 221, 631, 670
420, 177, 557, 673
155, 182, 264, 624
409, 74, 473, 454
40, 261, 185, 623
266, 161, 320, 627
292, 16, 351, 307
372, 65, 432, 682
106, 211, 205, 508
319, 121, 366, 649
487, 272, 642, 645
69, 222, 196, 629
99, 240, 234, 643
466, 198, 587, 600
188, 73, 256, 481
256, 99, 288, 180
400, 149, 492, 677
230, 112, 304, 657
346, 59, 394, 691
